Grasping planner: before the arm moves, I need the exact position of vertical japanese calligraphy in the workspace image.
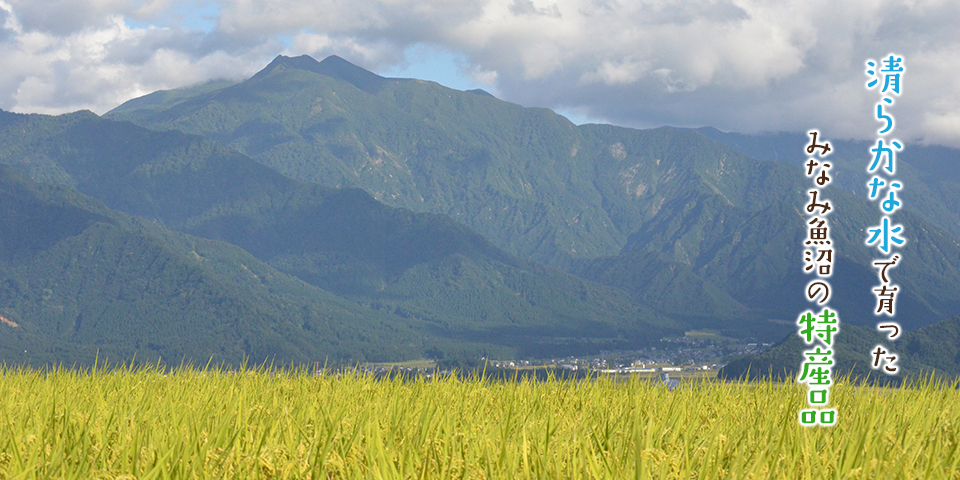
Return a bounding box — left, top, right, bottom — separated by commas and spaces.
865, 54, 904, 374
798, 131, 839, 427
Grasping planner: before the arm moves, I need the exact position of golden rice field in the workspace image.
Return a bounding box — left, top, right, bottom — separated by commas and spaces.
0, 363, 958, 479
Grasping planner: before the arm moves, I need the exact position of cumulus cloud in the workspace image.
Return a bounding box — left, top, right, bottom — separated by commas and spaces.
0, 0, 278, 113
0, 0, 957, 147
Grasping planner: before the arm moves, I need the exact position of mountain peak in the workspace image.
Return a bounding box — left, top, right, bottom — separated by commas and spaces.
466, 88, 495, 98
268, 54, 322, 70
253, 54, 387, 94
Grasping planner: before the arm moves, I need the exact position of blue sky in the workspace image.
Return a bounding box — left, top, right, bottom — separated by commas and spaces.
378, 44, 601, 125
125, 2, 220, 33
380, 45, 485, 92
1, 0, 958, 146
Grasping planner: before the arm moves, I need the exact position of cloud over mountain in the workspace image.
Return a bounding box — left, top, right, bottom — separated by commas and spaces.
1, 0, 958, 146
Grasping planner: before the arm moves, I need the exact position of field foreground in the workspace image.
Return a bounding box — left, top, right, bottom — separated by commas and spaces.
0, 364, 958, 479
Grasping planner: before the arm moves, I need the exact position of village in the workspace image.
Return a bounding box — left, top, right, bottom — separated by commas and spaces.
362, 333, 774, 380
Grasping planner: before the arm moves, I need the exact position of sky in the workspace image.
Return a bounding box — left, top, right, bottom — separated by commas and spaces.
0, 0, 958, 147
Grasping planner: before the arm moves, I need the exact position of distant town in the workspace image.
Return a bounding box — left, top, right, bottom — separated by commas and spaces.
361, 333, 773, 378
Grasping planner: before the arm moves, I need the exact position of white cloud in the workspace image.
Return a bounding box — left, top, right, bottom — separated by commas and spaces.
466, 63, 497, 87
0, 0, 957, 147
286, 31, 402, 68
0, 1, 274, 113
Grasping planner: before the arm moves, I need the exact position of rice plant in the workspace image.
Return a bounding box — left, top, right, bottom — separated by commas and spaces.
0, 361, 957, 479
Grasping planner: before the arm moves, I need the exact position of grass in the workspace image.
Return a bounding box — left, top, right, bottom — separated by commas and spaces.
0, 362, 958, 479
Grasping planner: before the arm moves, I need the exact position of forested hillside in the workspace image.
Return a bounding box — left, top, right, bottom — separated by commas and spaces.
105, 54, 960, 339
0, 54, 955, 366
0, 111, 683, 365
0, 165, 441, 365
695, 128, 960, 241
719, 316, 960, 383
107, 55, 804, 266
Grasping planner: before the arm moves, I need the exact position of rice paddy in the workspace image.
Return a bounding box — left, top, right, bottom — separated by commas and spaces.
0, 362, 958, 479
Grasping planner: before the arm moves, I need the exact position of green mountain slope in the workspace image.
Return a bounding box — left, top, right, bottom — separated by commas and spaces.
0, 165, 438, 366
695, 128, 960, 241
718, 316, 960, 383
575, 189, 960, 336
0, 110, 684, 358
103, 54, 960, 340
105, 55, 785, 266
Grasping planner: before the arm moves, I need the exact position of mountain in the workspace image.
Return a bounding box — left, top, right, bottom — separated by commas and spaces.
694, 128, 960, 241
574, 185, 960, 337
718, 316, 960, 383
106, 54, 782, 266
0, 164, 441, 366
104, 55, 960, 340
0, 109, 684, 362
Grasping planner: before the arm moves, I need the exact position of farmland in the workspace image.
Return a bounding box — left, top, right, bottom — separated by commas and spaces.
0, 364, 958, 479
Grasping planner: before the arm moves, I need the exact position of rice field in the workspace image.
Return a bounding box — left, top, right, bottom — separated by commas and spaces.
0, 362, 958, 479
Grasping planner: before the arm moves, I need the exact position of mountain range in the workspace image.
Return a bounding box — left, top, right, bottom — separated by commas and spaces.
0, 53, 957, 368
0, 108, 679, 366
